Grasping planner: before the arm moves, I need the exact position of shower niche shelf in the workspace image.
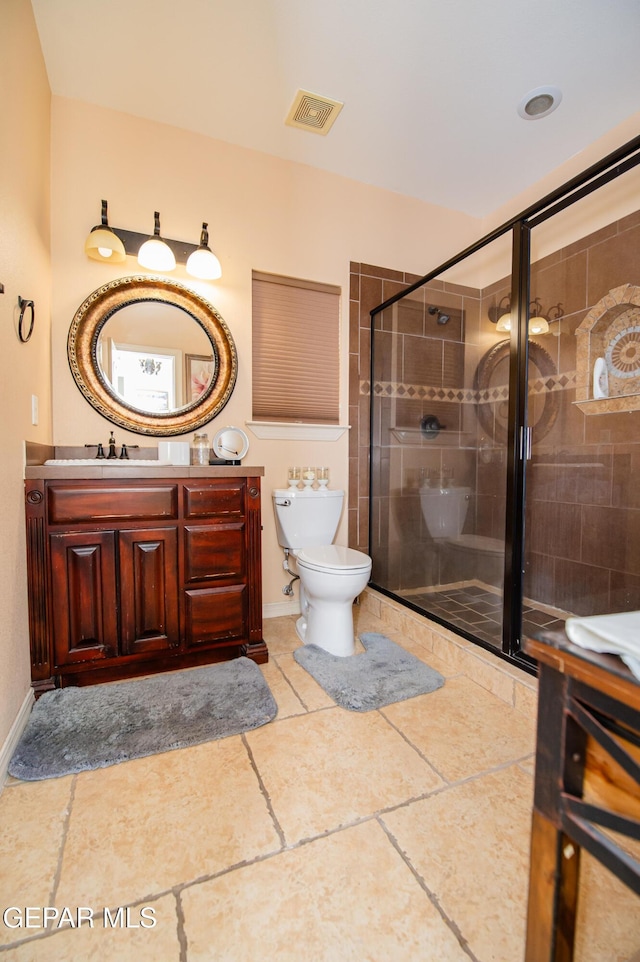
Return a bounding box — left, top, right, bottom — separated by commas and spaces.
573, 393, 640, 416
390, 427, 476, 447
575, 283, 640, 416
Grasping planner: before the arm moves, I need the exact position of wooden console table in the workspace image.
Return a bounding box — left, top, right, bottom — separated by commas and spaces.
524, 629, 640, 961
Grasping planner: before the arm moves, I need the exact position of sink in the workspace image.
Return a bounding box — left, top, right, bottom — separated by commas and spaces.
44, 459, 172, 467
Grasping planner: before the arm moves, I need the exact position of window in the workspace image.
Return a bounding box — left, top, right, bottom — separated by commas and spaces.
252, 271, 340, 423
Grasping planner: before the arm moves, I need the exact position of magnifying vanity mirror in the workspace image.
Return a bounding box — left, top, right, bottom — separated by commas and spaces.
67, 275, 237, 435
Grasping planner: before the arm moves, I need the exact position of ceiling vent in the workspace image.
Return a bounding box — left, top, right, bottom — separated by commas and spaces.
285, 89, 344, 136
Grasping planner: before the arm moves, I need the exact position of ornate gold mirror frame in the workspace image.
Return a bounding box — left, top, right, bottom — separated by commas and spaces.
474, 338, 559, 442
68, 275, 237, 436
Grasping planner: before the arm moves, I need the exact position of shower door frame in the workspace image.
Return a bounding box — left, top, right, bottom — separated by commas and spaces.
367, 134, 640, 672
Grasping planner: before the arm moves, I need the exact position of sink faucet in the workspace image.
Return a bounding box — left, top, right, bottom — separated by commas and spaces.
85, 432, 139, 459
85, 442, 106, 459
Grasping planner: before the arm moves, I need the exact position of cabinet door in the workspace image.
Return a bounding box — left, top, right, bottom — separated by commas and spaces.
118, 527, 179, 655
50, 531, 118, 666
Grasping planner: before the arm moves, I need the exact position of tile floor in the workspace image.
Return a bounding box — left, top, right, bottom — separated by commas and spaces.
1, 590, 639, 961
401, 583, 567, 653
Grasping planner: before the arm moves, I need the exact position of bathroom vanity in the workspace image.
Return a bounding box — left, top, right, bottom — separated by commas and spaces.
24, 466, 266, 691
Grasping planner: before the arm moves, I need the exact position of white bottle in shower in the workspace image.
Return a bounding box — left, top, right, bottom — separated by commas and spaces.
593, 357, 608, 399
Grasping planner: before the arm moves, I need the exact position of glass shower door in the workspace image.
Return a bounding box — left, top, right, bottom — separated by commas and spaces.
521, 160, 640, 645
369, 232, 513, 653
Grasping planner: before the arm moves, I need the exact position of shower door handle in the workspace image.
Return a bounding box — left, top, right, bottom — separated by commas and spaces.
520, 426, 532, 460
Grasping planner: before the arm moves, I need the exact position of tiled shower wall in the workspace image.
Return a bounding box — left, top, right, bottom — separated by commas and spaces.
350, 206, 640, 615
348, 263, 421, 555
524, 208, 640, 615
348, 261, 500, 587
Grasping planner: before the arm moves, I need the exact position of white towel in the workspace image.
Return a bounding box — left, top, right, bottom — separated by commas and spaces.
565, 611, 640, 680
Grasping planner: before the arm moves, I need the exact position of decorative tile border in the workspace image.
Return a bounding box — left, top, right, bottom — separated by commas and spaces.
361, 371, 576, 401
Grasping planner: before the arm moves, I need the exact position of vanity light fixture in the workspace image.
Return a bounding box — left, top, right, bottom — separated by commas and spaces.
528, 299, 550, 336
137, 211, 177, 271
488, 296, 513, 332
186, 223, 222, 280
83, 201, 223, 280
84, 200, 126, 264
488, 296, 563, 335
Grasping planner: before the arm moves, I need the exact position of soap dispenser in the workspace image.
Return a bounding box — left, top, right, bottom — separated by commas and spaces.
191, 432, 210, 465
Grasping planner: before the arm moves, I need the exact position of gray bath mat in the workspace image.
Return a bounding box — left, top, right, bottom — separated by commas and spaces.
293, 632, 444, 711
9, 658, 277, 781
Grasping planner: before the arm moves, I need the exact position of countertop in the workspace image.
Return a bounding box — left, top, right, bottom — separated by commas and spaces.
25, 464, 265, 480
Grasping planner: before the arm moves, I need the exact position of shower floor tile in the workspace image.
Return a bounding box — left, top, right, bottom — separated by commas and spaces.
401, 583, 569, 651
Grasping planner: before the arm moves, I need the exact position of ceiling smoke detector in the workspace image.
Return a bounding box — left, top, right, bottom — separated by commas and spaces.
517, 85, 562, 121
285, 89, 344, 135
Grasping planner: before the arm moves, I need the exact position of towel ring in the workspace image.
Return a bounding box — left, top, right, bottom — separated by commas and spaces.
18, 297, 35, 343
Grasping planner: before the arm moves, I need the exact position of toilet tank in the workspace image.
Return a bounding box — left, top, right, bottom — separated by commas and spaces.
420, 485, 471, 539
272, 488, 344, 550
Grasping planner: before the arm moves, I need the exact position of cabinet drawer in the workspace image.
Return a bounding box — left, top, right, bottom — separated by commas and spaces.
183, 481, 244, 519
184, 585, 246, 646
184, 524, 245, 582
48, 485, 178, 523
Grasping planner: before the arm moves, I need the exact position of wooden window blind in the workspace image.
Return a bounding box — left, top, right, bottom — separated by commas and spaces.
252, 271, 340, 423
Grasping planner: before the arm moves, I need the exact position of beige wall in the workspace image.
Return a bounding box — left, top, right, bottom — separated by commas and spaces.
0, 0, 52, 748
49, 97, 481, 612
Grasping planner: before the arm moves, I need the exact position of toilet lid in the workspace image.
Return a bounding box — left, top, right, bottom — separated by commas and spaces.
297, 544, 372, 573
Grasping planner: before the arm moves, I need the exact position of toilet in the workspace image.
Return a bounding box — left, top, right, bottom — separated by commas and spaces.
419, 485, 472, 541
419, 484, 504, 587
272, 488, 372, 656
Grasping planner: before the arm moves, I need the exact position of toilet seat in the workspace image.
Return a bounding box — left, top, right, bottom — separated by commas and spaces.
297, 544, 371, 574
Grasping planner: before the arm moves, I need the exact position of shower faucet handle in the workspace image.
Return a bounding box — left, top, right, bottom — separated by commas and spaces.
420, 415, 446, 439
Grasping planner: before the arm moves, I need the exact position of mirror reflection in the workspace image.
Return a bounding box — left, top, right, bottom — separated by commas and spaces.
67, 275, 237, 436
96, 302, 216, 414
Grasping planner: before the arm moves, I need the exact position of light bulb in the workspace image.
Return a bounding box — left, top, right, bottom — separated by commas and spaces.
186, 223, 222, 280
529, 317, 549, 335
137, 211, 176, 271
186, 247, 222, 280
84, 207, 126, 264
138, 237, 176, 271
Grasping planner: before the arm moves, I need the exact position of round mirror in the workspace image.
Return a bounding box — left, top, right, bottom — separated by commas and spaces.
473, 339, 559, 442
68, 275, 237, 436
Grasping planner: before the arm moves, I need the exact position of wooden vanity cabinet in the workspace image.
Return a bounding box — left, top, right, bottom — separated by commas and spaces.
25, 476, 266, 690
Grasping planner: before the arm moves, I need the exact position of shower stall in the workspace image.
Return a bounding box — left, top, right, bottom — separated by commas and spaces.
366, 136, 640, 671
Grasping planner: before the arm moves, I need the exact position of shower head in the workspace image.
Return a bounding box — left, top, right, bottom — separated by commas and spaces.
428, 305, 450, 325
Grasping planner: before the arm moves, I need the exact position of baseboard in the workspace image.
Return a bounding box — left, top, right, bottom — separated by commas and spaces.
264, 599, 301, 619
0, 688, 34, 791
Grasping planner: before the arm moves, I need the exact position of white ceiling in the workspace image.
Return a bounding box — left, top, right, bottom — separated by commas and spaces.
31, 0, 640, 219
